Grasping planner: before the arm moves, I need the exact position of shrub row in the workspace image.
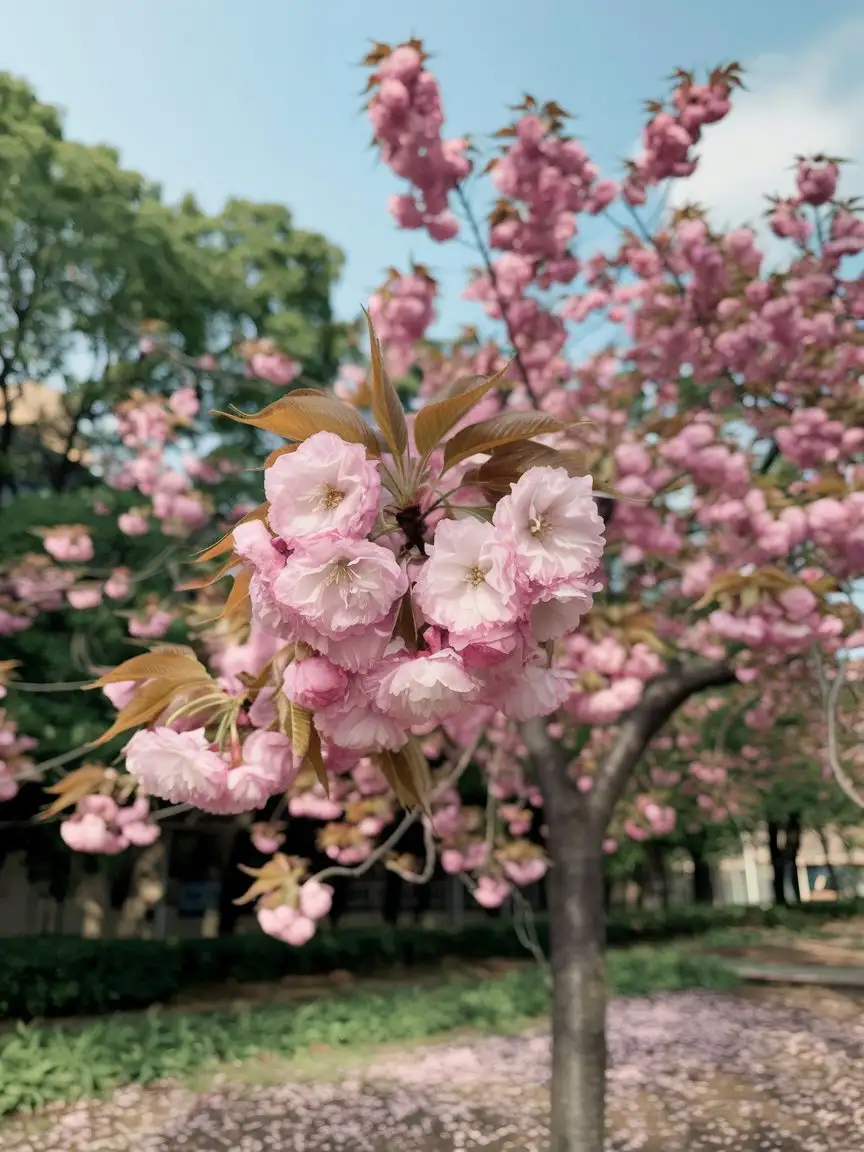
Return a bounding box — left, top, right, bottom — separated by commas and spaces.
0, 899, 855, 1021
0, 948, 738, 1115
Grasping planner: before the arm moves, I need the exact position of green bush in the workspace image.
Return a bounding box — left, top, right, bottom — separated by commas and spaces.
0, 948, 735, 1115
0, 900, 855, 1021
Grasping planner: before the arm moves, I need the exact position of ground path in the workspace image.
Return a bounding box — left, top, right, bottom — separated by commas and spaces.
3, 986, 863, 1151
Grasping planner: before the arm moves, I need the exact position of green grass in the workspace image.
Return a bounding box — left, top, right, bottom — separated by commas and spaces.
0, 947, 737, 1116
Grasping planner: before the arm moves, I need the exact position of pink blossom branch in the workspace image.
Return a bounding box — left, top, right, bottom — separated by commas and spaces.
309, 733, 482, 886
454, 183, 540, 408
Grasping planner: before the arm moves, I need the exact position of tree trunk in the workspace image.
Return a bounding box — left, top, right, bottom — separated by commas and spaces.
521, 659, 735, 1149
785, 814, 802, 904
75, 867, 110, 938
383, 867, 403, 926
819, 830, 839, 892
689, 837, 714, 905
767, 821, 787, 905
116, 842, 167, 939
529, 734, 607, 1151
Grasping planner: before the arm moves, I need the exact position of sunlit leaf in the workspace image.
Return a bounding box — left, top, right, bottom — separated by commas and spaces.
379, 738, 431, 810
412, 364, 509, 458
194, 503, 269, 564
177, 554, 239, 591
214, 395, 381, 456
302, 726, 329, 796
364, 309, 408, 462
290, 702, 313, 759
89, 679, 200, 747
219, 568, 251, 622
86, 651, 210, 691
442, 412, 569, 471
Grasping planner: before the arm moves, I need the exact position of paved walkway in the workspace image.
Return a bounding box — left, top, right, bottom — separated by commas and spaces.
727, 960, 864, 988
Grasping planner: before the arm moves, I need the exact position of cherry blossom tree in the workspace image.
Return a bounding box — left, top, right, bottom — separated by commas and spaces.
2, 39, 863, 1152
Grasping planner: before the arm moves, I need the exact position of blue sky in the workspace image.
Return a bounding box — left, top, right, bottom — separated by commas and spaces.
2, 0, 863, 335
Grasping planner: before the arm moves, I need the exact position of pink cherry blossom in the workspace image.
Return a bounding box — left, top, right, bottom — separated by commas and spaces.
43, 530, 94, 563
251, 822, 286, 854
298, 878, 334, 920
376, 650, 478, 724
502, 858, 547, 885
472, 875, 512, 908
273, 537, 407, 639
125, 727, 228, 808
530, 578, 600, 642
168, 387, 199, 419
493, 467, 605, 589
248, 351, 301, 386
413, 517, 520, 635
118, 511, 150, 536
241, 728, 298, 792
66, 586, 102, 610
282, 655, 348, 710
257, 904, 316, 946
104, 567, 132, 600
265, 432, 381, 544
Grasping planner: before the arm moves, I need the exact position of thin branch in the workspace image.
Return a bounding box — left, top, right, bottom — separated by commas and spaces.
588, 659, 737, 826
454, 184, 540, 408
816, 652, 864, 810
511, 886, 552, 985
398, 819, 438, 885
13, 742, 93, 783
309, 734, 481, 886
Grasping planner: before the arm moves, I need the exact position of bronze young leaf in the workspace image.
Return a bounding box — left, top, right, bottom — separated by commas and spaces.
194, 503, 269, 564
364, 308, 408, 463
412, 365, 509, 459
86, 651, 210, 690
441, 411, 569, 471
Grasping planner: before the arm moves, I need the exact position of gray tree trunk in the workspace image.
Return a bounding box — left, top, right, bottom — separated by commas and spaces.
523, 658, 734, 1151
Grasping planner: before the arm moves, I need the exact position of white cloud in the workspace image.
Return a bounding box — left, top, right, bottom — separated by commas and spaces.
669, 17, 864, 230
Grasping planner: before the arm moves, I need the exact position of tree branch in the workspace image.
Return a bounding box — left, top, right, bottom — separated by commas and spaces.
815, 652, 864, 810
309, 734, 481, 886
454, 184, 540, 408
589, 659, 736, 826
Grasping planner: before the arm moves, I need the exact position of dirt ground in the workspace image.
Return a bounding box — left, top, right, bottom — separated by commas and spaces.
700, 915, 864, 969
3, 984, 863, 1152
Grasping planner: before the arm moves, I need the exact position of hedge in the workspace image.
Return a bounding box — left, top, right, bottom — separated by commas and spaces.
0, 949, 738, 1115
0, 900, 857, 1021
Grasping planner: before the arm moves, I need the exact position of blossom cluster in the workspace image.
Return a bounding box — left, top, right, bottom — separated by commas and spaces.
0, 708, 36, 801
365, 42, 471, 241
367, 268, 438, 378
60, 794, 160, 854
233, 431, 603, 750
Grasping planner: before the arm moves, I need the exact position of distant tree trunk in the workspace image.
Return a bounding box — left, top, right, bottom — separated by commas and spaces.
648, 844, 670, 909
768, 821, 787, 905
329, 877, 349, 929
819, 830, 839, 892
116, 842, 167, 939
767, 815, 802, 906
413, 874, 433, 923
786, 814, 802, 903
218, 830, 248, 935
383, 868, 403, 925
689, 836, 715, 905
75, 864, 110, 938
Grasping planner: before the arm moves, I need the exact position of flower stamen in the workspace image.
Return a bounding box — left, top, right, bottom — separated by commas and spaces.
325, 561, 354, 587
316, 485, 345, 511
